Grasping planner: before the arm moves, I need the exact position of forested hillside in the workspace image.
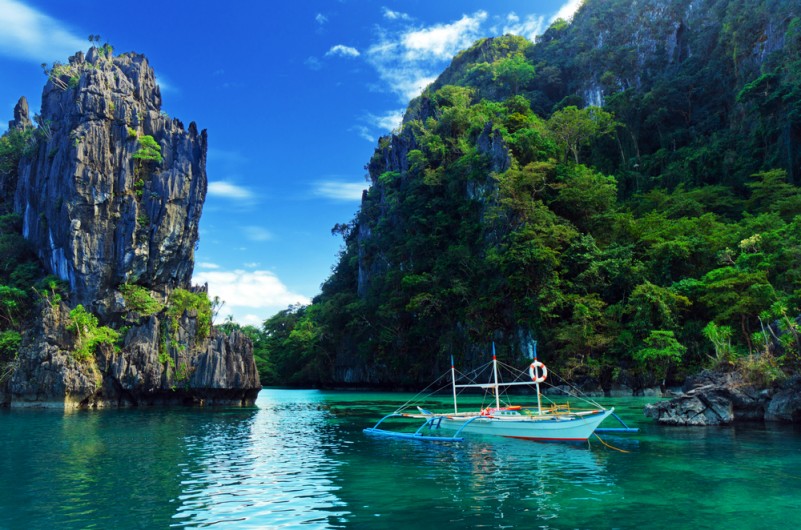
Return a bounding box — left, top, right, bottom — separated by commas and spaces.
257, 0, 801, 390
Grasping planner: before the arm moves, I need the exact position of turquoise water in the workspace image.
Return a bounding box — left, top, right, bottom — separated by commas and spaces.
1, 390, 800, 529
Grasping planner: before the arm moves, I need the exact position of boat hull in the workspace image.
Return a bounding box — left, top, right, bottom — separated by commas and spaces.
435, 409, 614, 442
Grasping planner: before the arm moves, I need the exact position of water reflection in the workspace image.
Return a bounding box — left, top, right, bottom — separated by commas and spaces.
172, 391, 349, 528
3, 391, 800, 529
335, 417, 614, 529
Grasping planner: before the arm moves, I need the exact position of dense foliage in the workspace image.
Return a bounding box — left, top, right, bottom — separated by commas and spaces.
256, 0, 801, 389
0, 128, 64, 373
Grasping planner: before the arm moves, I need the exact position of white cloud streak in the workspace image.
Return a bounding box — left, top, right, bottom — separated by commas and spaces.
243, 226, 272, 241
366, 108, 405, 132
551, 0, 584, 23
503, 12, 547, 41
364, 11, 488, 102
0, 0, 86, 62
305, 56, 322, 71
326, 44, 360, 58
353, 125, 374, 143
207, 180, 254, 200
383, 7, 411, 21
193, 269, 311, 324
401, 11, 487, 61
314, 181, 366, 201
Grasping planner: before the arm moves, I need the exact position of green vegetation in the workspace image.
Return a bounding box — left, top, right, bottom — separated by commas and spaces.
119, 283, 164, 316
133, 135, 163, 164
167, 288, 212, 340
0, 209, 47, 370
250, 3, 801, 388
67, 305, 119, 361
132, 135, 162, 181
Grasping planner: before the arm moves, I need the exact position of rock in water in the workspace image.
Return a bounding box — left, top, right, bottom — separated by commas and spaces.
644, 370, 771, 425
2, 49, 260, 408
14, 51, 203, 307
764, 377, 801, 422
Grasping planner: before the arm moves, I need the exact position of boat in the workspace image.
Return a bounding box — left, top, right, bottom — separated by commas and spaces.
364, 344, 638, 443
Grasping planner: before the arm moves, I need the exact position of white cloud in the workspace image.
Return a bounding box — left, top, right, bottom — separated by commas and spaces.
315, 13, 328, 25
243, 226, 272, 241
366, 108, 405, 132
551, 0, 584, 23
197, 262, 220, 269
383, 7, 411, 21
401, 11, 487, 61
365, 11, 487, 102
0, 0, 86, 62
305, 56, 322, 71
352, 125, 375, 143
354, 108, 404, 143
154, 72, 178, 93
503, 12, 547, 41
314, 181, 366, 201
207, 180, 254, 200
326, 44, 360, 58
193, 269, 311, 324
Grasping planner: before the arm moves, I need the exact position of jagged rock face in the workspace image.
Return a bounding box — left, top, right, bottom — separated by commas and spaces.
5, 303, 260, 408
1, 48, 261, 408
643, 370, 779, 425
14, 49, 206, 309
8, 96, 31, 131
544, 0, 794, 108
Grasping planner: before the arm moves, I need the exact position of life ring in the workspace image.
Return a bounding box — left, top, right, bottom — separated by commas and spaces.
529, 360, 548, 383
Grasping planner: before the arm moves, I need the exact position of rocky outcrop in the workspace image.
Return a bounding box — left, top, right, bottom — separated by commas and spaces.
643, 370, 801, 425
1, 47, 260, 408
8, 97, 31, 131
765, 376, 801, 422
14, 49, 205, 310
6, 301, 259, 407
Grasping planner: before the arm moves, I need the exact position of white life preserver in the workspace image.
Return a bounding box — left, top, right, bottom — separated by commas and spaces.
529, 360, 548, 383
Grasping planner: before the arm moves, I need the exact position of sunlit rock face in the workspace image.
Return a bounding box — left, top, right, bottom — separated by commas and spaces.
14, 48, 206, 310
2, 48, 260, 408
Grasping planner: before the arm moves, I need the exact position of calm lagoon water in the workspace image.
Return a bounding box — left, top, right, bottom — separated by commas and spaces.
1, 389, 800, 529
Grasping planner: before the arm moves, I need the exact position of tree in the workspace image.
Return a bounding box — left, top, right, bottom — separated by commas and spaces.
133, 135, 163, 164
702, 321, 735, 365
634, 330, 686, 387
492, 55, 535, 95
547, 106, 617, 164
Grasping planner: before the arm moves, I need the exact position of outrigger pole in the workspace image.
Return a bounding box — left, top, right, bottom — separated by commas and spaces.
492, 343, 501, 410
531, 340, 543, 416
451, 355, 458, 414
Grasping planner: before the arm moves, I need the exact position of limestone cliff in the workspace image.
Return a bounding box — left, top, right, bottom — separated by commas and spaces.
14, 48, 203, 310
0, 47, 260, 407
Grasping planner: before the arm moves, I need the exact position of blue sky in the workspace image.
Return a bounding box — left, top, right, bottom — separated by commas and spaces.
0, 0, 580, 325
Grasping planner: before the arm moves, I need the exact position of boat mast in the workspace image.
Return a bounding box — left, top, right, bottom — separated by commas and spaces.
532, 340, 542, 415
451, 355, 458, 414
492, 343, 500, 410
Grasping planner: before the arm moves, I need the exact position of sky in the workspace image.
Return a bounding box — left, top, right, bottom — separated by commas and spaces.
0, 0, 581, 326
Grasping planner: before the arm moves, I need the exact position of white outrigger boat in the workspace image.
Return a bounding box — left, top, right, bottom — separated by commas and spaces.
364, 345, 637, 443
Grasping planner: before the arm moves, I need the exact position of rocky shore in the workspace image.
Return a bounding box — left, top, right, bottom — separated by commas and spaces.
644, 370, 801, 425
